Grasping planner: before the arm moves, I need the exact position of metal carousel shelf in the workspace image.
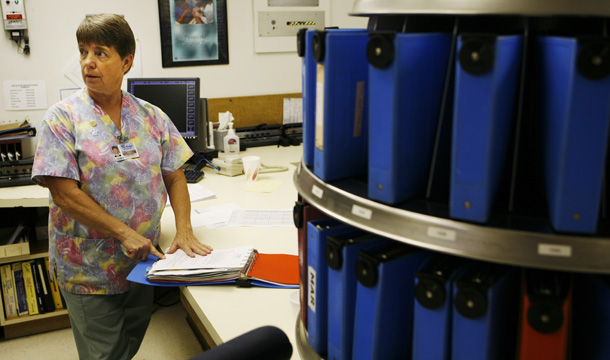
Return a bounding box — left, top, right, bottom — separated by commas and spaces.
294, 163, 610, 274
295, 314, 323, 360
350, 0, 610, 17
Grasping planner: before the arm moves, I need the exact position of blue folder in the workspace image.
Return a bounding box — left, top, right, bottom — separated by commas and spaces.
537, 36, 610, 234
571, 274, 610, 359
367, 32, 452, 204
326, 231, 389, 360
313, 29, 369, 182
352, 243, 430, 360
298, 29, 317, 167
412, 255, 471, 360
306, 218, 354, 355
450, 34, 523, 223
451, 263, 520, 360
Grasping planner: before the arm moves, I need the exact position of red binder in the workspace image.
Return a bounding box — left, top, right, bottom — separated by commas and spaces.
518, 269, 572, 360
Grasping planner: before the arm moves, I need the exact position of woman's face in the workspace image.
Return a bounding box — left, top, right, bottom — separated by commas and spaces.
79, 42, 133, 97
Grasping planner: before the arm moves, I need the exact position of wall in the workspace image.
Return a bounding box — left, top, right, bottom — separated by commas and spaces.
0, 0, 367, 155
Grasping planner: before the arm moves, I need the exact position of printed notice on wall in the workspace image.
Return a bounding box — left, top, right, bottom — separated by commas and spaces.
3, 80, 48, 110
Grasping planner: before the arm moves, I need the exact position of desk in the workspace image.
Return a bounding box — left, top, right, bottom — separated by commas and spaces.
159, 145, 304, 358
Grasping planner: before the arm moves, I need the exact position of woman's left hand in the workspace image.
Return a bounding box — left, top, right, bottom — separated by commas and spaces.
166, 230, 213, 257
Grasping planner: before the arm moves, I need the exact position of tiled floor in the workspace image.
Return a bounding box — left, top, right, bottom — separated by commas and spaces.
0, 289, 204, 360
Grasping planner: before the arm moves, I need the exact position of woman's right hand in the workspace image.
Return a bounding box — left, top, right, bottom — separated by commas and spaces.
120, 231, 165, 261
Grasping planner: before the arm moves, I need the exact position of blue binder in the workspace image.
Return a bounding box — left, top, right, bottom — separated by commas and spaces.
450, 34, 523, 223
367, 32, 452, 205
412, 255, 471, 360
537, 36, 610, 234
306, 218, 354, 355
451, 263, 520, 360
313, 29, 370, 182
326, 231, 389, 360
571, 274, 610, 359
298, 29, 317, 167
352, 243, 430, 360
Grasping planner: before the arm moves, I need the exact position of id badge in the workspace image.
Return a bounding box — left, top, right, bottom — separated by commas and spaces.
113, 143, 139, 162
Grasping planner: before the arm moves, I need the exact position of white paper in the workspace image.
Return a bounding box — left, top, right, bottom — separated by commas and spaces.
191, 203, 241, 228
282, 98, 303, 124
150, 246, 254, 273
226, 209, 294, 227
167, 184, 216, 207
3, 80, 48, 110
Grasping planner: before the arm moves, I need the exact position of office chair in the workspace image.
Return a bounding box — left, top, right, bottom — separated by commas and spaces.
188, 326, 293, 360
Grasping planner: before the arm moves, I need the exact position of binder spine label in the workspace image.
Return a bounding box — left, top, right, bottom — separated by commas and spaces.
308, 265, 316, 312
315, 64, 325, 151
353, 81, 365, 137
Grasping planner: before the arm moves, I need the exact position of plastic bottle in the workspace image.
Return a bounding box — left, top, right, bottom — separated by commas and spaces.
223, 122, 240, 155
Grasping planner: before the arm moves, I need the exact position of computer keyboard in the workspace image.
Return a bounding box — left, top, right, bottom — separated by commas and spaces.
184, 168, 204, 183
0, 175, 35, 188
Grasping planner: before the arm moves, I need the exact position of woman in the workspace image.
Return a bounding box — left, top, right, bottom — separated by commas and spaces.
31, 14, 212, 360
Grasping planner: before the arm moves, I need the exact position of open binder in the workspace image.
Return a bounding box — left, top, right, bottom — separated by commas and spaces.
127, 247, 299, 289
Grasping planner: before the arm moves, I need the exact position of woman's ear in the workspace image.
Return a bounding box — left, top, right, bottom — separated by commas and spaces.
123, 54, 135, 74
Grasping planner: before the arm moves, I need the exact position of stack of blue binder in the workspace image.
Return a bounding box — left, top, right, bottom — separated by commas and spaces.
450, 34, 523, 223
313, 29, 370, 182
325, 231, 390, 360
306, 218, 354, 356
298, 29, 317, 167
451, 263, 520, 360
352, 243, 429, 360
537, 36, 610, 234
412, 255, 471, 360
367, 31, 452, 205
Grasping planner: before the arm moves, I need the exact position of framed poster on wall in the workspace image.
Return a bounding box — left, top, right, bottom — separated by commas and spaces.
158, 0, 229, 67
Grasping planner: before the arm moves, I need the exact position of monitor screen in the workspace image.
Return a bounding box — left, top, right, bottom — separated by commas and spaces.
127, 78, 200, 139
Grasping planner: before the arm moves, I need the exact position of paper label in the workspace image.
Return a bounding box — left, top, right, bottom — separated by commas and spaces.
538, 243, 572, 257
311, 184, 324, 199
353, 81, 365, 137
308, 265, 316, 312
352, 204, 372, 220
427, 226, 456, 241
315, 64, 325, 151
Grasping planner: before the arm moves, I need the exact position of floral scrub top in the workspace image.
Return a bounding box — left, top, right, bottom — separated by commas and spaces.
31, 89, 193, 295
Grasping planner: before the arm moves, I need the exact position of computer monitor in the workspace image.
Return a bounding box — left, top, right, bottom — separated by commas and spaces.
127, 77, 200, 139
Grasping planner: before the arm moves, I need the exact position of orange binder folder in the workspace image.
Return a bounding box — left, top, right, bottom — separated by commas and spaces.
518, 269, 572, 360
245, 253, 299, 287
